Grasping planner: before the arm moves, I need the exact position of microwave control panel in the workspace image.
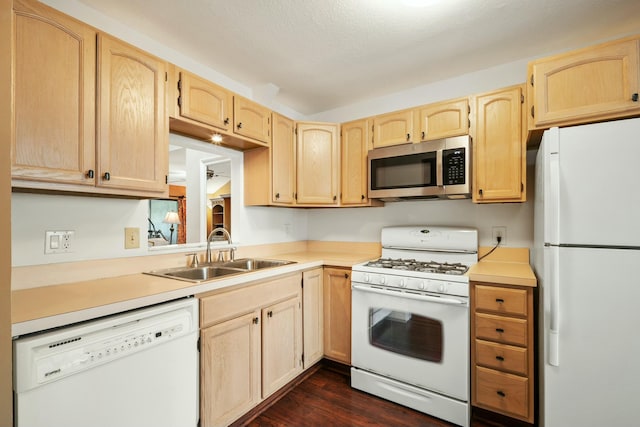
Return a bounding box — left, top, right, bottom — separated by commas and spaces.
443, 148, 466, 185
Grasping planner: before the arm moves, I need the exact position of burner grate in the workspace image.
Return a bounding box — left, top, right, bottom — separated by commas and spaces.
364, 258, 469, 275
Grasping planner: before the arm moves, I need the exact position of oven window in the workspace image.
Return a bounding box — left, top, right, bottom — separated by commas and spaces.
369, 308, 443, 363
370, 152, 437, 190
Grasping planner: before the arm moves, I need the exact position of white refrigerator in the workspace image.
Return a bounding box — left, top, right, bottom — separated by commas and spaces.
533, 118, 640, 427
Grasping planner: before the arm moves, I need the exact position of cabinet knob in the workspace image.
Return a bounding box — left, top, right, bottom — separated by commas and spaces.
497, 390, 506, 398
495, 355, 505, 361
344, 273, 349, 279
267, 311, 273, 318
406, 133, 410, 141
361, 194, 365, 200
86, 169, 94, 179
275, 192, 280, 199
237, 122, 243, 129
530, 105, 535, 118
479, 189, 483, 196
333, 195, 337, 201
495, 298, 504, 303
253, 317, 259, 324
421, 131, 425, 140
495, 328, 505, 333
632, 93, 639, 102
224, 117, 230, 125
103, 172, 110, 181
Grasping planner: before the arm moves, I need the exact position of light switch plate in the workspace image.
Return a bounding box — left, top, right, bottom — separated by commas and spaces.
45, 230, 75, 254
125, 227, 140, 249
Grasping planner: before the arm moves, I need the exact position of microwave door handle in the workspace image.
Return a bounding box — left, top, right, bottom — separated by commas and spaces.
436, 149, 443, 187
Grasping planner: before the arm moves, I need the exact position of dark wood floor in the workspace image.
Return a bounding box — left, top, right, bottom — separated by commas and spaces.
245, 367, 501, 427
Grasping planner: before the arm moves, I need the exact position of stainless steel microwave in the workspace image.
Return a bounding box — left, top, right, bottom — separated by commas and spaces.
368, 135, 471, 201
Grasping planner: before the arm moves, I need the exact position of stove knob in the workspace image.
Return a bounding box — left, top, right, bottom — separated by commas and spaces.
418, 281, 425, 290
364, 274, 370, 283
399, 279, 406, 288
438, 284, 446, 293
379, 276, 386, 285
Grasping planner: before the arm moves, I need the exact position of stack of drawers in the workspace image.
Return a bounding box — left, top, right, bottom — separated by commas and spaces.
470, 282, 535, 424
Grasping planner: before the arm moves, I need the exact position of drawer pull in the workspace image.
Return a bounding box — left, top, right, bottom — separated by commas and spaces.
497, 390, 506, 398
496, 328, 505, 333
495, 298, 505, 303
495, 355, 505, 361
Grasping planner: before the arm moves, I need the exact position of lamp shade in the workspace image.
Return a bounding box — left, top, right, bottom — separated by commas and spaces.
163, 211, 181, 225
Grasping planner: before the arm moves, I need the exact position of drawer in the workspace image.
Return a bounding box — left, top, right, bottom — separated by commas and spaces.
475, 366, 529, 420
475, 285, 528, 316
475, 339, 528, 376
475, 312, 527, 346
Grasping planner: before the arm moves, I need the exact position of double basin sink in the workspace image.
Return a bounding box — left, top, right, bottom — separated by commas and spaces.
146, 258, 296, 283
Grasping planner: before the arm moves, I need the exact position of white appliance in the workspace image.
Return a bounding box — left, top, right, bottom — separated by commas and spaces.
351, 226, 478, 427
13, 297, 199, 427
533, 118, 640, 427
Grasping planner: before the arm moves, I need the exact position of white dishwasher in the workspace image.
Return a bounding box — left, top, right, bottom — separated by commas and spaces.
13, 297, 199, 427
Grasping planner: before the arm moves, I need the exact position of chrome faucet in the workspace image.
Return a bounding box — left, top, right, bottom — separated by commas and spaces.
206, 227, 235, 263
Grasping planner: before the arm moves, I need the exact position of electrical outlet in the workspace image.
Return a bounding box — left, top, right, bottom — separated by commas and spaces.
492, 226, 507, 246
45, 230, 75, 254
125, 227, 140, 249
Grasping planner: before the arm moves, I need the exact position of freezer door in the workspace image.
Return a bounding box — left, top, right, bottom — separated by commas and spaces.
552, 118, 640, 247
542, 246, 640, 427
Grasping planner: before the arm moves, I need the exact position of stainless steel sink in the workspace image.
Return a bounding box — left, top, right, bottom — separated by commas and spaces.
145, 258, 295, 283
221, 258, 295, 270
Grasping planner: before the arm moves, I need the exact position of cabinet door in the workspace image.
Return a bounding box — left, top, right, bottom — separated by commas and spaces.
302, 268, 323, 368
178, 70, 232, 131
341, 119, 369, 205
296, 122, 340, 205
271, 113, 296, 204
262, 296, 303, 398
200, 311, 261, 427
416, 98, 469, 141
529, 37, 640, 128
233, 95, 271, 144
97, 34, 167, 193
12, 0, 96, 185
323, 267, 351, 364
372, 109, 413, 148
473, 85, 526, 203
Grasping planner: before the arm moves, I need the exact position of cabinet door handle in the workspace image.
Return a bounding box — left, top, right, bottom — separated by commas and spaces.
497, 390, 506, 398
495, 355, 505, 361
253, 317, 259, 324
344, 273, 349, 279
275, 193, 280, 199
632, 93, 639, 102
86, 169, 94, 179
333, 195, 337, 201
531, 105, 535, 118
224, 117, 230, 125
479, 189, 483, 196
495, 298, 505, 303
495, 328, 505, 333
237, 122, 243, 129
421, 131, 425, 140
267, 311, 273, 318
361, 194, 365, 200
406, 133, 410, 141
103, 172, 110, 181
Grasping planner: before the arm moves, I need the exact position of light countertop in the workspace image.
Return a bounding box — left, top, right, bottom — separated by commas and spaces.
11, 250, 377, 337
467, 247, 537, 287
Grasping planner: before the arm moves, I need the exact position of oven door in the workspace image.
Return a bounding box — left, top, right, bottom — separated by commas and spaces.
351, 283, 469, 401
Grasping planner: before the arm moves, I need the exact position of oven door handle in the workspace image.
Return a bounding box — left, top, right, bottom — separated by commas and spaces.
352, 284, 468, 307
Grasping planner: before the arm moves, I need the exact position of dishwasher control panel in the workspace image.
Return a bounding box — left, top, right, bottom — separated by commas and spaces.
14, 298, 198, 393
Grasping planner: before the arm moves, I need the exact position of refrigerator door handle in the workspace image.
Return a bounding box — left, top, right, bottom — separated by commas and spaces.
545, 127, 560, 245
547, 245, 560, 366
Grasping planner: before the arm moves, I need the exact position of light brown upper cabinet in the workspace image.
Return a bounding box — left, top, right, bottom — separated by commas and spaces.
12, 0, 96, 186
528, 36, 640, 130
295, 122, 340, 205
416, 97, 470, 141
12, 0, 167, 197
176, 69, 232, 131
97, 34, 168, 193
340, 119, 370, 205
372, 108, 414, 147
472, 84, 526, 203
233, 95, 272, 144
271, 113, 296, 205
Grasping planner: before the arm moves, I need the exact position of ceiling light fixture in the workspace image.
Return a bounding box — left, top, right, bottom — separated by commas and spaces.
211, 133, 223, 144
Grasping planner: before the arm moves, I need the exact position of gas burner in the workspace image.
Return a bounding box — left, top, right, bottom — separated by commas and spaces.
364, 258, 469, 275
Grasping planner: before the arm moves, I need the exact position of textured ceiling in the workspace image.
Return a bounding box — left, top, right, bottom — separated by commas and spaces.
77, 0, 640, 115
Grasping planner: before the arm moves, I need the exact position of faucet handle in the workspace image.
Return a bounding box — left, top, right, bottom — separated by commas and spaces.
185, 253, 199, 267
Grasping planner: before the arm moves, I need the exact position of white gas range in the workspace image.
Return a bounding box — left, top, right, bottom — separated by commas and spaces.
350, 226, 478, 427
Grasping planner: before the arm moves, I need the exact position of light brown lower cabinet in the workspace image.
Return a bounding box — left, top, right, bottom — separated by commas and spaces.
323, 267, 351, 364
199, 273, 303, 427
471, 281, 535, 424
302, 268, 324, 368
